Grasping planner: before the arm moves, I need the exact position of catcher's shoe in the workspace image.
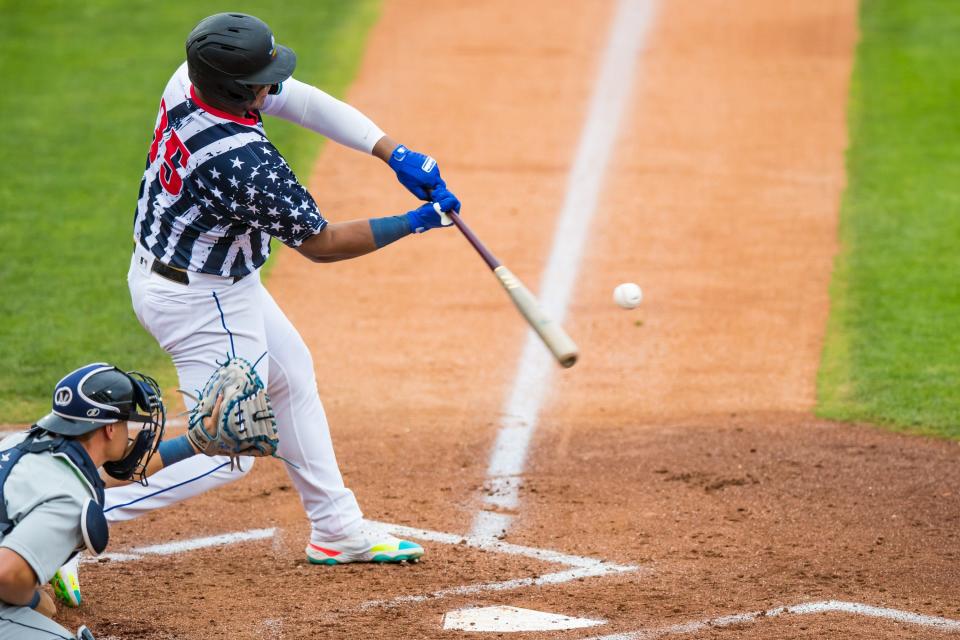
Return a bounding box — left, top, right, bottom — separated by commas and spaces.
306, 529, 424, 564
76, 626, 96, 640
51, 554, 82, 608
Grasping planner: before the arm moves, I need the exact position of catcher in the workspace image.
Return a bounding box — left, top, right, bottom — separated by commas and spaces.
0, 360, 273, 638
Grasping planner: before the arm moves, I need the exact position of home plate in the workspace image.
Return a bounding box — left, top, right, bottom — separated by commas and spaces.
443, 606, 606, 632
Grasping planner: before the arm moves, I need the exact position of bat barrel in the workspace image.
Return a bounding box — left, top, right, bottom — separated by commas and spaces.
493, 266, 579, 368
446, 210, 579, 368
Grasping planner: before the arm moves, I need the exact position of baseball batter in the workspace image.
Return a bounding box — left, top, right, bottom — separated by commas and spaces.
57, 12, 460, 601
0, 363, 225, 639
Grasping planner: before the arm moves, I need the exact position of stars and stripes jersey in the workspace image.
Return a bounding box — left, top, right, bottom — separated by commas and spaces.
133, 63, 326, 277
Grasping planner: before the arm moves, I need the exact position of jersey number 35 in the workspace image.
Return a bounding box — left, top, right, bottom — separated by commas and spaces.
148, 100, 192, 196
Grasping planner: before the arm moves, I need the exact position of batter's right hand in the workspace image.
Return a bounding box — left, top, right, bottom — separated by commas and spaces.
404, 196, 459, 233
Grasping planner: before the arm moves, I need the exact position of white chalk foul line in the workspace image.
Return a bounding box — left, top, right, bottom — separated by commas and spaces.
375, 521, 636, 570
361, 521, 642, 608
83, 521, 639, 609
471, 0, 660, 538
583, 600, 960, 639
69, 522, 960, 637
93, 528, 276, 563
362, 566, 628, 609
86, 520, 637, 579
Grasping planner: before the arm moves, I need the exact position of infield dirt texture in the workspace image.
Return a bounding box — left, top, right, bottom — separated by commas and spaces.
55, 1, 960, 638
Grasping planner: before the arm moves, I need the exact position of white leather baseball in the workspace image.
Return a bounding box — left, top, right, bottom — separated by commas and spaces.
613, 283, 642, 309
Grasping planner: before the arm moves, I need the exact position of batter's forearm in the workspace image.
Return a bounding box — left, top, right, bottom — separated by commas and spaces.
296, 201, 451, 262
296, 219, 385, 263
372, 135, 398, 163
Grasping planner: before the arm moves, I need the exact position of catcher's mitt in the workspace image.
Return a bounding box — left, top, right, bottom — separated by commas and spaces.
185, 357, 278, 466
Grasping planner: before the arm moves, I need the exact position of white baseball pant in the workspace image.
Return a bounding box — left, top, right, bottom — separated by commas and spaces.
107, 245, 363, 540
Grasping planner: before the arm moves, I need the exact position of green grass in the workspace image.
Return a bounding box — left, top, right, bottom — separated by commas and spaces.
0, 1, 380, 421
818, 0, 960, 436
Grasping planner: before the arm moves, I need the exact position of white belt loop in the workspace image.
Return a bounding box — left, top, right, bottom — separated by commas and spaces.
133, 243, 153, 276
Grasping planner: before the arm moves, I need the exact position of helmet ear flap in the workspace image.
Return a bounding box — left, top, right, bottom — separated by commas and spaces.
187, 50, 258, 108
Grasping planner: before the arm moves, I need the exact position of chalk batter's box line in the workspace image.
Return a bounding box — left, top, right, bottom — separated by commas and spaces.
361, 521, 642, 608
83, 524, 960, 633
92, 528, 277, 563
584, 600, 960, 639
88, 520, 643, 607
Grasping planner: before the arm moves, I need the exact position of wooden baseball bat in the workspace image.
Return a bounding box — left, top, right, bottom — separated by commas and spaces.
446, 212, 579, 368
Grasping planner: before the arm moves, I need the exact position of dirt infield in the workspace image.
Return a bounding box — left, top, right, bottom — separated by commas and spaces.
58, 1, 960, 638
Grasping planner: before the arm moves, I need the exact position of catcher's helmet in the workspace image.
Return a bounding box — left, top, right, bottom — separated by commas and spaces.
37, 363, 166, 484
186, 13, 297, 109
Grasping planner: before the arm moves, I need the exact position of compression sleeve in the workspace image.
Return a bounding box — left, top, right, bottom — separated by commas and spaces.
262, 78, 386, 153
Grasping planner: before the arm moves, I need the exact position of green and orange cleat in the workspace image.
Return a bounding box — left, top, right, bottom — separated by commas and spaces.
50, 554, 82, 608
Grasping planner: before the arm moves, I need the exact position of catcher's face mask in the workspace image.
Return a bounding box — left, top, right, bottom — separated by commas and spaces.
102, 371, 166, 485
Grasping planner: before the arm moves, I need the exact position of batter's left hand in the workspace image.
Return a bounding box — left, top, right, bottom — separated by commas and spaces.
429, 185, 461, 213
388, 145, 458, 210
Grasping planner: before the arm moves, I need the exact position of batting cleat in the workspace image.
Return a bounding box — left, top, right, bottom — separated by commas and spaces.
51, 555, 82, 608
306, 529, 424, 565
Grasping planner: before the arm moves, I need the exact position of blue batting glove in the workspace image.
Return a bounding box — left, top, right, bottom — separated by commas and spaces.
388, 144, 449, 200
430, 185, 461, 213
404, 198, 459, 234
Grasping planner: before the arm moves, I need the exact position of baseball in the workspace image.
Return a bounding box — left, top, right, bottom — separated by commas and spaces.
613, 283, 643, 309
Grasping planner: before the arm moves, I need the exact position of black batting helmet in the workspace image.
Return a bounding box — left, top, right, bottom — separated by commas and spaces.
186, 13, 297, 109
